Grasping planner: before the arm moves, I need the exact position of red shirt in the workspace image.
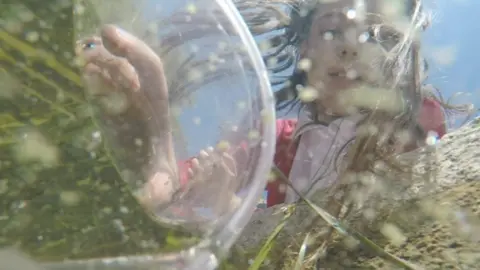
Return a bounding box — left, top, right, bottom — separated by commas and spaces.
179, 97, 446, 208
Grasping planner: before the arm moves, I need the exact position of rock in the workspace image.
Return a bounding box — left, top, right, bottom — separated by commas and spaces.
234, 119, 480, 269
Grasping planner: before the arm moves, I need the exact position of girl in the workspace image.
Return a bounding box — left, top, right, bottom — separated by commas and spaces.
76, 0, 460, 214
235, 0, 450, 207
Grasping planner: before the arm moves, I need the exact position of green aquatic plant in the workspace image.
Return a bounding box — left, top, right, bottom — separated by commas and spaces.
0, 0, 199, 263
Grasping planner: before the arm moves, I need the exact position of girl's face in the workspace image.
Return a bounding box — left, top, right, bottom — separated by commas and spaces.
300, 0, 407, 116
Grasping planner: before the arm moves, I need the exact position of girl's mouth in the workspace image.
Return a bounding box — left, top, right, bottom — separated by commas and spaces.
327, 69, 363, 81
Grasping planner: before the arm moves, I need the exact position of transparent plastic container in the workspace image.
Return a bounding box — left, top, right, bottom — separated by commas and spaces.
0, 0, 275, 269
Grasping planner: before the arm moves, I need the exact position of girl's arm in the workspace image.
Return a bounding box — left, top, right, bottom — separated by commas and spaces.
418, 97, 447, 138
266, 119, 298, 207
176, 119, 298, 208
78, 25, 300, 208
397, 97, 446, 153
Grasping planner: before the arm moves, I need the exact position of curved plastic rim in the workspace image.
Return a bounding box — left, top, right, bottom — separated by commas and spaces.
41, 0, 276, 269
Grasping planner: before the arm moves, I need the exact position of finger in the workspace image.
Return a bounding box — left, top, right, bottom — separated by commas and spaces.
203, 146, 216, 163
198, 149, 210, 162
220, 152, 237, 177
206, 146, 215, 154
77, 38, 140, 91
140, 172, 173, 207
187, 167, 194, 178
82, 63, 127, 99
100, 25, 166, 94
191, 158, 202, 173
100, 25, 170, 134
220, 152, 235, 165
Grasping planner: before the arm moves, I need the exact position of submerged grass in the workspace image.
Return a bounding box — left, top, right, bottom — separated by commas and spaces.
0, 0, 200, 263
241, 165, 426, 270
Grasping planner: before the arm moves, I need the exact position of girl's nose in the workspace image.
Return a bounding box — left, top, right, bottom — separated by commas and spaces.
336, 44, 358, 61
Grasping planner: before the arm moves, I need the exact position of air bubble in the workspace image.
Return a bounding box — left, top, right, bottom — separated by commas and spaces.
119, 206, 129, 214
14, 130, 59, 166
193, 117, 201, 125
259, 40, 271, 51
298, 86, 319, 102
186, 3, 197, 14
268, 170, 276, 183
380, 223, 406, 246
358, 32, 370, 43
323, 31, 333, 41
346, 9, 357, 19
25, 31, 39, 42
237, 101, 247, 110
74, 4, 86, 15
187, 69, 203, 82
426, 131, 439, 146
134, 138, 143, 147
216, 140, 230, 151
267, 57, 278, 67
17, 8, 35, 23
297, 58, 312, 71
60, 191, 81, 206
248, 130, 260, 140
346, 69, 358, 80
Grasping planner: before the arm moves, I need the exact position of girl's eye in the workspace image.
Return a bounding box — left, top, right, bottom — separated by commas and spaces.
364, 26, 402, 50
361, 28, 377, 43
321, 30, 339, 41
358, 30, 377, 43
379, 32, 401, 50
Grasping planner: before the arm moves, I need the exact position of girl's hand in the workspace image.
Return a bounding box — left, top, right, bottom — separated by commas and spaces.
144, 145, 240, 216
186, 145, 241, 216
187, 146, 237, 183
76, 25, 176, 206
76, 25, 169, 118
